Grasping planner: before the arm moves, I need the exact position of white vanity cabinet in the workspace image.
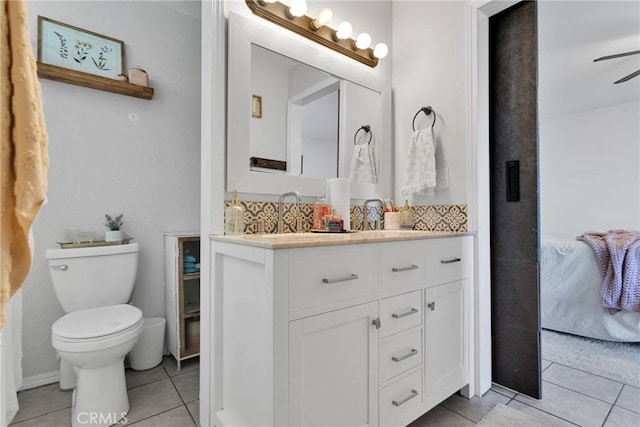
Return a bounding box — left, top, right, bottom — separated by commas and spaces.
424, 280, 469, 409
289, 302, 379, 427
211, 233, 474, 427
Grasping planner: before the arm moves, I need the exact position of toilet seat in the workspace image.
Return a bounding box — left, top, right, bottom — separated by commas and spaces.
52, 304, 143, 353
53, 304, 142, 339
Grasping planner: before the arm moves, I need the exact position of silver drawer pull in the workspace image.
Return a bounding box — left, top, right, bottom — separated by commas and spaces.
392, 308, 418, 319
322, 274, 358, 284
391, 264, 419, 273
440, 257, 461, 264
392, 389, 419, 407
392, 348, 418, 363
50, 264, 68, 271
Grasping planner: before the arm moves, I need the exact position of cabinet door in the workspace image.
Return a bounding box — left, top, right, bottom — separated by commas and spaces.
289, 302, 379, 427
424, 280, 469, 407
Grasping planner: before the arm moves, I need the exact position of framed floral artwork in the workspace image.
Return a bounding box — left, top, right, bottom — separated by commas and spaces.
37, 16, 124, 79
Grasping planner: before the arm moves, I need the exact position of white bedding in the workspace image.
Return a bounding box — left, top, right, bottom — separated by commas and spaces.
541, 236, 640, 342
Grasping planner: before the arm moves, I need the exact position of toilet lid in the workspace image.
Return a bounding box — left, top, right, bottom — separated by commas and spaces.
53, 304, 142, 339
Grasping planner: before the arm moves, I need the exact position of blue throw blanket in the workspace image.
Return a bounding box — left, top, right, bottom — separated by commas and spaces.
580, 230, 640, 313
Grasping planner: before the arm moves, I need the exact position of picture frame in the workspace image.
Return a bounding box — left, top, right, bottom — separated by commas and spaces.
252, 95, 262, 118
38, 16, 125, 79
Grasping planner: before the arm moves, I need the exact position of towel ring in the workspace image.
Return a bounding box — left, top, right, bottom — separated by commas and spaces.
354, 125, 372, 145
412, 106, 437, 131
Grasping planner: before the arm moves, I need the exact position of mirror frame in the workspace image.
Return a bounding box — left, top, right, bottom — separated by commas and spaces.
227, 12, 391, 199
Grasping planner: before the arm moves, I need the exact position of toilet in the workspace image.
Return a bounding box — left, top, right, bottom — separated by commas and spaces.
46, 243, 143, 427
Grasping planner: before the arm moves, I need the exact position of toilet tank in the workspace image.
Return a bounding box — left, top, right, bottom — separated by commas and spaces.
46, 243, 140, 313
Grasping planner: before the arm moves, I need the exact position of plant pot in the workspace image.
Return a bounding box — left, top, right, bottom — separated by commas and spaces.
104, 230, 124, 242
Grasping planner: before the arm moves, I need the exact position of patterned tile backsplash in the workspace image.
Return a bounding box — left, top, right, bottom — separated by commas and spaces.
225, 201, 468, 234
412, 204, 467, 232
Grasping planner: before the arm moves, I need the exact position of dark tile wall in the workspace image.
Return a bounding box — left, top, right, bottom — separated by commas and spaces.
489, 0, 541, 398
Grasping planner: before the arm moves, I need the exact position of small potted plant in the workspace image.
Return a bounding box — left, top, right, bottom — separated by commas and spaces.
104, 213, 124, 242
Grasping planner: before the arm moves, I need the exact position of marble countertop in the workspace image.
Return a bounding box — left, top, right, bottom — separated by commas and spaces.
210, 230, 476, 249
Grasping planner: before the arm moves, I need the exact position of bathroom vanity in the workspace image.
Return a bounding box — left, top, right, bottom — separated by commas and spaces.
210, 231, 474, 426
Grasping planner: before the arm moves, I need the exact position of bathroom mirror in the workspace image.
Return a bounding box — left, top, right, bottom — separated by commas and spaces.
251, 44, 341, 180
227, 12, 389, 198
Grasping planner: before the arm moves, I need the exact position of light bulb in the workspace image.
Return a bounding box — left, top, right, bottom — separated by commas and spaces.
335, 21, 353, 40
355, 33, 371, 50
373, 42, 389, 59
288, 0, 307, 18
311, 8, 333, 30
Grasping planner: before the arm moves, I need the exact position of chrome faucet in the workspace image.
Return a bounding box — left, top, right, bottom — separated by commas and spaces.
278, 191, 301, 233
362, 198, 386, 231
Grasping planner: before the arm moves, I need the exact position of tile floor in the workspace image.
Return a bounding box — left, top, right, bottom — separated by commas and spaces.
11, 354, 640, 426
10, 356, 200, 427
409, 358, 640, 427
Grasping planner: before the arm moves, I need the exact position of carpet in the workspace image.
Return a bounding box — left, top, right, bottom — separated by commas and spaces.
476, 404, 550, 427
541, 329, 640, 387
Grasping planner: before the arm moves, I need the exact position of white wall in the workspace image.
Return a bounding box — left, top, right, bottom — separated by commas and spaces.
23, 1, 201, 380
301, 137, 338, 179
540, 101, 640, 236
392, 1, 470, 206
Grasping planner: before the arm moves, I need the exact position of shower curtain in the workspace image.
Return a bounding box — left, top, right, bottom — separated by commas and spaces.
1, 0, 49, 424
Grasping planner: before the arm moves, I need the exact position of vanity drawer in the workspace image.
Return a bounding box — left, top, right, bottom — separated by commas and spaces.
380, 368, 423, 427
380, 290, 422, 338
380, 241, 424, 291
381, 327, 422, 382
424, 237, 472, 287
289, 245, 378, 312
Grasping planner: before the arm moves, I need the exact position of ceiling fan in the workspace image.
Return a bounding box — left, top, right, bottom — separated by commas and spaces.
593, 50, 640, 84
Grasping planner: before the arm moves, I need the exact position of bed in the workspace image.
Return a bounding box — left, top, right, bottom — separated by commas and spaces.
541, 235, 640, 342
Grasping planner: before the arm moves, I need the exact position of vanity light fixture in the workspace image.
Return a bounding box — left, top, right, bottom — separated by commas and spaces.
373, 42, 389, 59
334, 21, 353, 41
354, 33, 372, 50
311, 8, 333, 30
287, 0, 307, 18
245, 0, 387, 68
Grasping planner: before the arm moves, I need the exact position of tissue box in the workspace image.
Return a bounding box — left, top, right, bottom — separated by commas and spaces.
129, 67, 148, 87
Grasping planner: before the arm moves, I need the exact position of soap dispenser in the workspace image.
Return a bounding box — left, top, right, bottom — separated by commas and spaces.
401, 199, 414, 230
225, 192, 245, 235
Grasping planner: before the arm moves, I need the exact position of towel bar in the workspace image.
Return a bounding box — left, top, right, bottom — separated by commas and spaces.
412, 106, 437, 131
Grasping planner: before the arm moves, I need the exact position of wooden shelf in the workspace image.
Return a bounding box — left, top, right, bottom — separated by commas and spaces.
37, 62, 154, 100
184, 302, 200, 316
183, 311, 200, 320
182, 346, 200, 357
184, 272, 200, 280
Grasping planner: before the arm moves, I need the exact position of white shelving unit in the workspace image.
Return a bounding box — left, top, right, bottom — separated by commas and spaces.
165, 231, 200, 370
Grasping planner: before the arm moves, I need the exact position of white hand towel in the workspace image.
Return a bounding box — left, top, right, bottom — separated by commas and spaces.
349, 143, 378, 184
401, 129, 437, 197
